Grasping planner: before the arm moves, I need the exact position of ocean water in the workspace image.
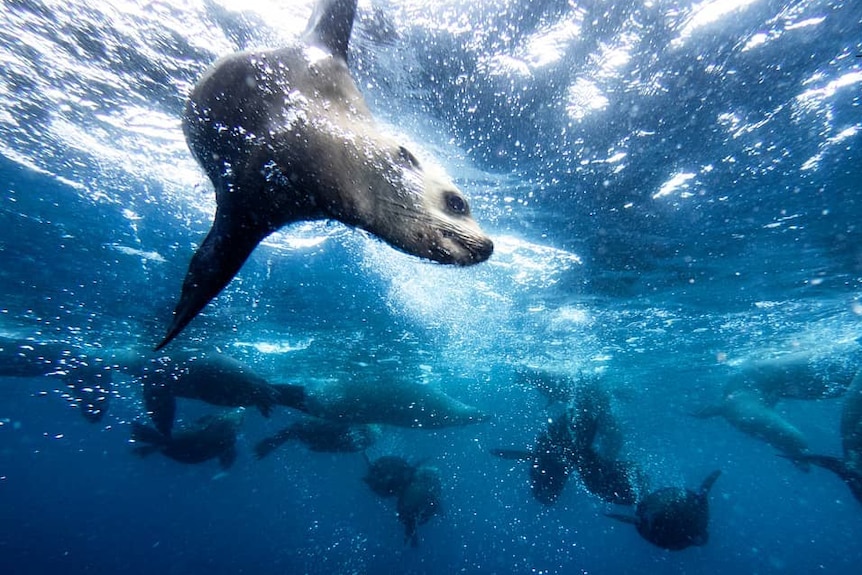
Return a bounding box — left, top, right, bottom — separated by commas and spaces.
1, 0, 861, 573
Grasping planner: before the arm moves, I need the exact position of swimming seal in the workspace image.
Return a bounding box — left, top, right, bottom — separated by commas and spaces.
274, 376, 488, 428
254, 416, 379, 459
139, 350, 298, 436
692, 349, 861, 467
607, 469, 721, 551
396, 464, 443, 547
155, 0, 493, 349
131, 408, 245, 469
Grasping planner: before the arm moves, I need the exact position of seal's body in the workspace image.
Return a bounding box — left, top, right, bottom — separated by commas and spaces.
157, 0, 492, 349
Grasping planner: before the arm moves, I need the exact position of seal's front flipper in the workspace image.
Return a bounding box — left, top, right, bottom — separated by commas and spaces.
156, 211, 267, 350
302, 0, 357, 61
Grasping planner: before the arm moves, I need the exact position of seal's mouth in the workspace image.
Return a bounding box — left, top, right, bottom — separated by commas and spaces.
439, 229, 494, 265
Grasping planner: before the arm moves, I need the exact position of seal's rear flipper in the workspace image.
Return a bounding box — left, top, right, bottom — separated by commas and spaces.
302, 0, 357, 61
489, 448, 533, 461
155, 211, 266, 350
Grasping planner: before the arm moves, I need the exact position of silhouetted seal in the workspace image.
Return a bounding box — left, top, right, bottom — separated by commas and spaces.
272, 377, 487, 428
254, 416, 379, 459
607, 470, 721, 551
490, 414, 578, 505
130, 408, 245, 469
139, 351, 294, 436
156, 0, 493, 349
693, 349, 861, 467
397, 464, 443, 547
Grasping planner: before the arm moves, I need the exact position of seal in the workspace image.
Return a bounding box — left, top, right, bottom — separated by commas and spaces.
692, 349, 862, 467
130, 408, 245, 469
693, 388, 811, 466
155, 0, 493, 350
396, 464, 443, 547
490, 414, 578, 505
273, 376, 488, 428
139, 350, 295, 436
253, 416, 379, 459
607, 469, 721, 551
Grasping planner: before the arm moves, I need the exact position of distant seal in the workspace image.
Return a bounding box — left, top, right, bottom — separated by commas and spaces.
254, 416, 379, 459
490, 414, 578, 505
274, 377, 488, 428
139, 351, 294, 436
156, 0, 493, 350
607, 470, 721, 551
693, 349, 861, 467
0, 337, 113, 423
396, 464, 443, 547
693, 388, 811, 465
794, 371, 862, 504
130, 408, 245, 469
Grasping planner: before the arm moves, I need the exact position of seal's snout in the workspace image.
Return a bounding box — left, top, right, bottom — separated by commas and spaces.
473, 236, 494, 263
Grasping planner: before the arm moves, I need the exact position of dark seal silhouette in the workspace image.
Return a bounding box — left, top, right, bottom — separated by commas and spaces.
396, 464, 443, 547
607, 470, 721, 551
139, 351, 302, 436
254, 416, 378, 459
130, 408, 245, 469
156, 0, 493, 349
491, 413, 578, 505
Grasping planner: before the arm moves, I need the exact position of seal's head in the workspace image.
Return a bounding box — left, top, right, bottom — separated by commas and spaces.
370, 144, 493, 266
320, 133, 493, 266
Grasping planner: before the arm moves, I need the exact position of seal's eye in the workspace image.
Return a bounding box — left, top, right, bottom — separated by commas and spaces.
444, 191, 468, 215
398, 146, 421, 169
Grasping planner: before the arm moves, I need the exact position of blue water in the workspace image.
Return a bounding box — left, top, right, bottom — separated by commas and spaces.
2, 0, 862, 573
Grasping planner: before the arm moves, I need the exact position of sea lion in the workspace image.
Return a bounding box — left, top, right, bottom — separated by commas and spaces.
273, 377, 488, 428
490, 414, 578, 505
130, 408, 244, 469
793, 371, 862, 504
139, 351, 300, 436
691, 349, 861, 467
693, 388, 811, 466
254, 416, 379, 459
363, 454, 417, 498
156, 0, 493, 350
567, 376, 644, 505
607, 470, 721, 551
0, 337, 114, 422
396, 464, 443, 547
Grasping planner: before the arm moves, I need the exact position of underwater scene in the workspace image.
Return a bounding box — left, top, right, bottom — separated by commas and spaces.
1, 0, 861, 573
